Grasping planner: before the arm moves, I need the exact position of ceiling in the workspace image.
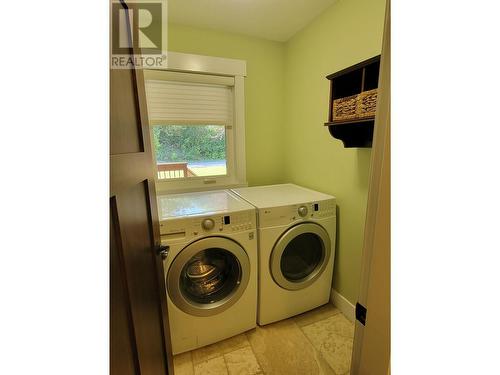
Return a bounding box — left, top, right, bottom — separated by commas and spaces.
168, 0, 338, 42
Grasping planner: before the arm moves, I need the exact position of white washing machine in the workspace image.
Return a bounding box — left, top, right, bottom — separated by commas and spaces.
232, 184, 336, 325
157, 190, 257, 355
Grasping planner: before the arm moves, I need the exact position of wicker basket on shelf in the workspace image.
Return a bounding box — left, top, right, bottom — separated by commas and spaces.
332, 93, 358, 121
332, 88, 378, 122
357, 89, 378, 118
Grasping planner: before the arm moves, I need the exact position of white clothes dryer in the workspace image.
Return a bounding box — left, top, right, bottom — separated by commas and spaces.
232, 184, 336, 325
158, 190, 257, 354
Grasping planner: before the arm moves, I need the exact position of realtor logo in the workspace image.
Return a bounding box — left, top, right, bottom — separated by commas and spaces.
111, 0, 167, 69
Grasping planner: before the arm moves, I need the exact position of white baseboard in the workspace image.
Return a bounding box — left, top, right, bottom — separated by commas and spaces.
330, 289, 356, 323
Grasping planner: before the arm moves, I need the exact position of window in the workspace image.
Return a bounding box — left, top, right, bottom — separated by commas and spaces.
152, 124, 227, 179
144, 63, 246, 193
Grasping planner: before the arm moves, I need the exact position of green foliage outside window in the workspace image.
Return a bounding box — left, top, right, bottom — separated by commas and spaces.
153, 125, 226, 163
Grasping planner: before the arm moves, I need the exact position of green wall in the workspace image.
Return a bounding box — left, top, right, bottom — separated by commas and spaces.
167, 0, 386, 304
283, 0, 386, 304
168, 24, 286, 186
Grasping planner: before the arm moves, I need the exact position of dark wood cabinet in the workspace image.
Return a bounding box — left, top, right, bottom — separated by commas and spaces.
325, 55, 381, 148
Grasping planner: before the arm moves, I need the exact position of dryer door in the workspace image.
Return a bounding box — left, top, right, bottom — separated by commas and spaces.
167, 236, 250, 317
270, 222, 331, 291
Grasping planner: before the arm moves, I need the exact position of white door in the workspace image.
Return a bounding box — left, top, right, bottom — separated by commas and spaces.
351, 1, 390, 373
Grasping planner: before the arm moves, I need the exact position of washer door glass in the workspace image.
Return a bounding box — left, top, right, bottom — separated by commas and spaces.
270, 223, 331, 291
181, 248, 241, 304
280, 232, 324, 281
167, 237, 250, 317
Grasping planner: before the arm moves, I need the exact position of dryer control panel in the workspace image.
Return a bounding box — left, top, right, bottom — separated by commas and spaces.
259, 199, 336, 227
159, 209, 257, 242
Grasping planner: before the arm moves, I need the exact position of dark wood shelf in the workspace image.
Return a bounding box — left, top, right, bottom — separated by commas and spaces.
326, 55, 380, 81
325, 119, 374, 148
324, 116, 375, 126
325, 55, 380, 148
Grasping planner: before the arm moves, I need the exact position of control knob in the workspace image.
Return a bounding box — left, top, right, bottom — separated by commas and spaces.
201, 218, 215, 231
298, 206, 308, 217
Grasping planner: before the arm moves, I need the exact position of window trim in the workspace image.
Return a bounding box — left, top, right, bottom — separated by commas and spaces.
144, 52, 247, 193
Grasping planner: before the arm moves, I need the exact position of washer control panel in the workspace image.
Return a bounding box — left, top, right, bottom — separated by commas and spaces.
259, 199, 336, 227
159, 209, 256, 240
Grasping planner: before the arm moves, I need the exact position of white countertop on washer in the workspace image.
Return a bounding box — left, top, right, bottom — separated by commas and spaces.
157, 189, 254, 220
232, 183, 335, 208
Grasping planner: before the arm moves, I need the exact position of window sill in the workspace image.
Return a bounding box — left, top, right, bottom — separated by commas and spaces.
155, 180, 248, 195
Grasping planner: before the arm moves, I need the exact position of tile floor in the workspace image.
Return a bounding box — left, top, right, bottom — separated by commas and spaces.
173, 303, 354, 375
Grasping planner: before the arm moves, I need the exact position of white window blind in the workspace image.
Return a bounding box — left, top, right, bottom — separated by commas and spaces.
145, 79, 233, 124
